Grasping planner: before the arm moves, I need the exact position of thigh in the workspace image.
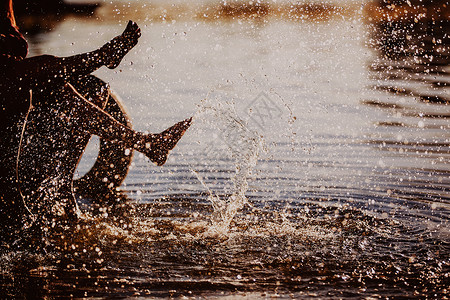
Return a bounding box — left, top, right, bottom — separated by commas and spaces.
16, 86, 87, 213
13, 55, 67, 92
16, 76, 112, 212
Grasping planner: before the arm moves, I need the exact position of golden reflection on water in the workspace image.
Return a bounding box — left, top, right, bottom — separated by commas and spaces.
90, 1, 357, 24
16, 1, 359, 35
199, 2, 352, 22
15, 0, 449, 30
365, 0, 449, 23
364, 3, 449, 112
362, 1, 449, 203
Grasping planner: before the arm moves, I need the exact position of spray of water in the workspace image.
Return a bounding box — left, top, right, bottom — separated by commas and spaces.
191, 95, 264, 236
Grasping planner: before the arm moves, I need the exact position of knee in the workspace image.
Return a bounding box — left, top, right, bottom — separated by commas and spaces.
69, 75, 111, 108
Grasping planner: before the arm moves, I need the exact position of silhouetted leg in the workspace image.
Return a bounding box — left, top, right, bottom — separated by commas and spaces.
58, 83, 192, 164
16, 76, 111, 222
0, 176, 31, 246
17, 82, 191, 225
73, 77, 133, 197
12, 21, 141, 89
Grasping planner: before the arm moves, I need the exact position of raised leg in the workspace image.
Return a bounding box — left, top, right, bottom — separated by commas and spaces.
59, 83, 192, 165
12, 20, 141, 89
73, 76, 133, 196
16, 79, 191, 225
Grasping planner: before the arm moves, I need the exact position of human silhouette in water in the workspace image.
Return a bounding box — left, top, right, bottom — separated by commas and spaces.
0, 0, 191, 243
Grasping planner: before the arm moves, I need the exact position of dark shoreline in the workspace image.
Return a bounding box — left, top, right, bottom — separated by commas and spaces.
13, 0, 99, 16
13, 0, 100, 33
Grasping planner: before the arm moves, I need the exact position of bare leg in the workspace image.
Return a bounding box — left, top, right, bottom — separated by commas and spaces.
18, 83, 190, 225
60, 83, 192, 166
13, 21, 141, 88
102, 21, 141, 69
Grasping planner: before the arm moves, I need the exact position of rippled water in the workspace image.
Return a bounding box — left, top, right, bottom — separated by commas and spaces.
1, 0, 449, 298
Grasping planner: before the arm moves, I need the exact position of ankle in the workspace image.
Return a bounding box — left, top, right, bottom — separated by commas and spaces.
99, 39, 120, 69
131, 132, 153, 153
100, 21, 141, 69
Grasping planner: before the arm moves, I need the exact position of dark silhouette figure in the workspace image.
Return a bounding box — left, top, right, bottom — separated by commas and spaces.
0, 0, 191, 244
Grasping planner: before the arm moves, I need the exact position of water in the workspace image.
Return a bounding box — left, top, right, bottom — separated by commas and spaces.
1, 0, 449, 298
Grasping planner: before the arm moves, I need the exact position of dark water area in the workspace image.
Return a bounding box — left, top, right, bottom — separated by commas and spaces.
1, 0, 449, 298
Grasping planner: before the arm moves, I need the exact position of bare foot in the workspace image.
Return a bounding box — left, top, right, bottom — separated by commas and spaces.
101, 20, 141, 69
143, 117, 192, 166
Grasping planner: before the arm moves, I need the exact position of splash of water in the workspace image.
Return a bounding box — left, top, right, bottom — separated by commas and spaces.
192, 95, 264, 236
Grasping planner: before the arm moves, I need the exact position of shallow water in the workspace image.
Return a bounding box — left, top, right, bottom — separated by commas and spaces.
1, 0, 449, 298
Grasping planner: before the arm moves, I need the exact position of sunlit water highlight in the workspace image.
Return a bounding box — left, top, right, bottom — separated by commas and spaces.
1, 0, 449, 298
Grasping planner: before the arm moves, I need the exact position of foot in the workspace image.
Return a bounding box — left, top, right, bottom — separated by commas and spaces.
144, 117, 192, 166
101, 20, 141, 69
